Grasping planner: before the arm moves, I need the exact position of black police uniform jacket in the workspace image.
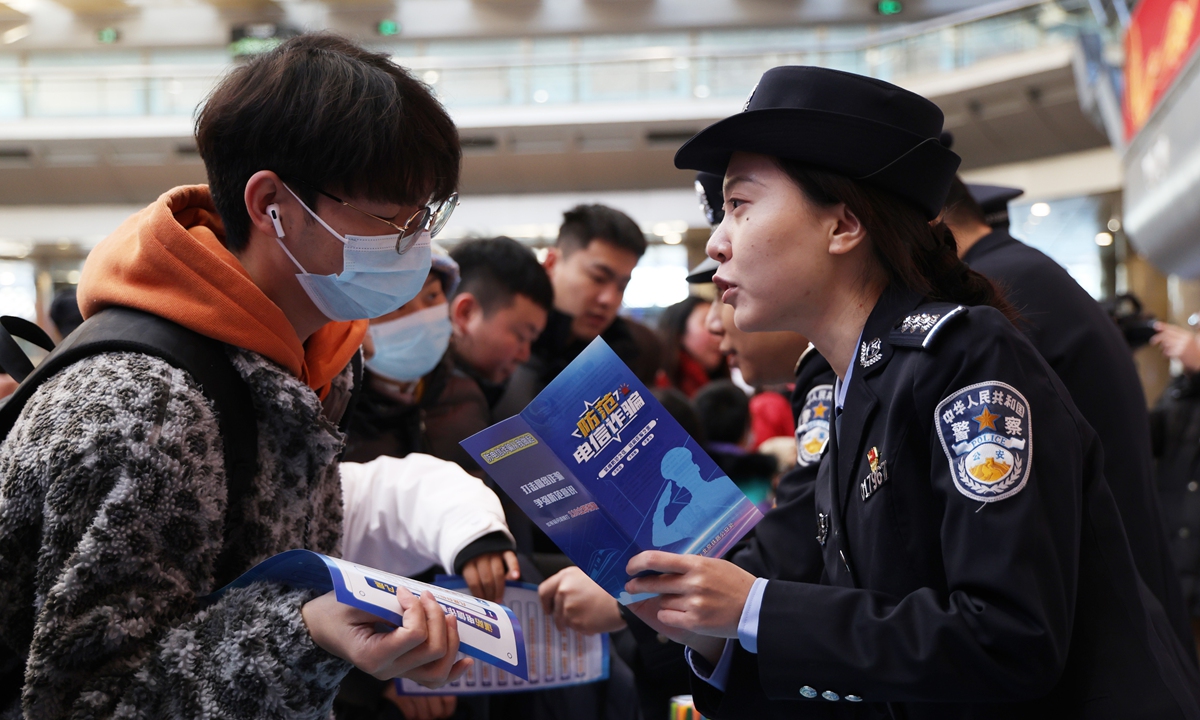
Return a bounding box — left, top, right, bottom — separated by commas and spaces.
730, 348, 837, 583
1152, 372, 1200, 617
964, 228, 1191, 655
612, 349, 839, 719
617, 351, 841, 719
690, 285, 1200, 719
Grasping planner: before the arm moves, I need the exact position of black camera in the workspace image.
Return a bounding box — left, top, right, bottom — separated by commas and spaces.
1100, 293, 1158, 349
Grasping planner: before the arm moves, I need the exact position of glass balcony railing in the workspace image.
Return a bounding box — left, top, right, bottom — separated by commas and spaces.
0, 0, 1100, 122
420, 0, 1098, 109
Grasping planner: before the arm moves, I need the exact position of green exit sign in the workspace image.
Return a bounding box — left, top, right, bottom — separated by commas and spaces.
377, 19, 400, 36
97, 27, 119, 43
877, 0, 903, 14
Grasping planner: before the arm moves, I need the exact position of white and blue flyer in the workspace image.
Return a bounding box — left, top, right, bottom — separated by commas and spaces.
461, 338, 763, 605
210, 549, 528, 679
397, 579, 609, 696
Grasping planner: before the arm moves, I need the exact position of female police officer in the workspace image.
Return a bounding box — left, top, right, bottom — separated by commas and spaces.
623, 66, 1200, 718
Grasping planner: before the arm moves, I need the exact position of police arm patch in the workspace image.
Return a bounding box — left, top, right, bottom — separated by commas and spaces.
935, 381, 1031, 503
795, 384, 833, 467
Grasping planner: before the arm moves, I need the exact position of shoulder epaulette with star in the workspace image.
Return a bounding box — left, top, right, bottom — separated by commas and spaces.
889, 304, 968, 349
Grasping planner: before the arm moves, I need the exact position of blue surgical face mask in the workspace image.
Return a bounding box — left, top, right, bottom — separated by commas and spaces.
276, 184, 432, 322
366, 303, 452, 382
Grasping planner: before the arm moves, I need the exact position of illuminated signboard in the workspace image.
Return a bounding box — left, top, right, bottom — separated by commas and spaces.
1124, 0, 1200, 140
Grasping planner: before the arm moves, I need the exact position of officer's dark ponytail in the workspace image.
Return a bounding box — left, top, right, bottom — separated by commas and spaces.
777, 159, 1016, 322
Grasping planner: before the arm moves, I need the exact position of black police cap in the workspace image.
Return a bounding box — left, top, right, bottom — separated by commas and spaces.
675, 66, 961, 220
967, 183, 1023, 229
695, 171, 725, 228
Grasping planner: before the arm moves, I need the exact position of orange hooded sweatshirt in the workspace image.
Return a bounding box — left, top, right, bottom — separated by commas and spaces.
77, 185, 367, 398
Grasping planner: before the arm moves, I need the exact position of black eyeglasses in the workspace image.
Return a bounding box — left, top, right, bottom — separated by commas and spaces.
297, 181, 459, 255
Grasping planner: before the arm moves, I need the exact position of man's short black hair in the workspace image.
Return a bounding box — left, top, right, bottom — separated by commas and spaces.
693, 380, 750, 445
196, 34, 461, 251
555, 204, 647, 259
450, 237, 554, 314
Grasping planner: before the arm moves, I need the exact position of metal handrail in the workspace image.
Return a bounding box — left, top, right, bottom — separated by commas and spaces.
0, 0, 1088, 80
396, 0, 1088, 69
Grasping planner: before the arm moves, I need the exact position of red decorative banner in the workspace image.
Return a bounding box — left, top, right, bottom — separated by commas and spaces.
1124, 0, 1200, 140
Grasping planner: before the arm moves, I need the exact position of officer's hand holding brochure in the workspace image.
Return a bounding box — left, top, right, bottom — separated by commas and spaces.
396, 578, 609, 696
207, 549, 528, 678
461, 338, 763, 604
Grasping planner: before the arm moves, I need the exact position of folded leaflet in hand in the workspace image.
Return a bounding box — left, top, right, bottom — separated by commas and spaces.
461, 338, 763, 604
208, 549, 528, 678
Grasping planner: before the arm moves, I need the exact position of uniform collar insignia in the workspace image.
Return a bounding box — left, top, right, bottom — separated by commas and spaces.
859, 337, 883, 367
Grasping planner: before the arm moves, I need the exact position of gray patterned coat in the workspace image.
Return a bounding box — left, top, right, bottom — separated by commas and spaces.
0, 347, 356, 719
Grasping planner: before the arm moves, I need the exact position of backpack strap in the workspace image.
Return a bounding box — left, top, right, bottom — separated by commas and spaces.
339, 350, 364, 439
0, 307, 259, 507
0, 316, 55, 383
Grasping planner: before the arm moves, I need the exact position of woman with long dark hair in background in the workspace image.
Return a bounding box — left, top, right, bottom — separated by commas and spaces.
656, 295, 728, 397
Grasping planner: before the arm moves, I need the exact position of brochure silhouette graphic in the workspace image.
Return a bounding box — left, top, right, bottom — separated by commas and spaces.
462, 339, 763, 603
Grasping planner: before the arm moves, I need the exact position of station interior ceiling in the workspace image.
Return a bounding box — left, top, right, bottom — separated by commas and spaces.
0, 0, 1113, 199
0, 0, 1187, 401
0, 2, 1165, 327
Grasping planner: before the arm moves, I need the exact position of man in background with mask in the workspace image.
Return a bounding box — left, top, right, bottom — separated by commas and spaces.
339, 246, 520, 720
343, 246, 520, 595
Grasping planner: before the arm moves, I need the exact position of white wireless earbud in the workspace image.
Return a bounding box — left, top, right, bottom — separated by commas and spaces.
267, 204, 285, 238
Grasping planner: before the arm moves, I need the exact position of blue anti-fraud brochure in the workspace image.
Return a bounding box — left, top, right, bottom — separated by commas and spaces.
460, 338, 763, 605
206, 549, 528, 679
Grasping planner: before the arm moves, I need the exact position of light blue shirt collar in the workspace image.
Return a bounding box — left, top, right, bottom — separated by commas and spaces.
833, 329, 865, 413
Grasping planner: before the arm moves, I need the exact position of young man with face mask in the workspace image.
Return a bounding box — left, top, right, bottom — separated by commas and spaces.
350, 237, 554, 720
0, 35, 471, 720
339, 248, 518, 720
343, 238, 559, 609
